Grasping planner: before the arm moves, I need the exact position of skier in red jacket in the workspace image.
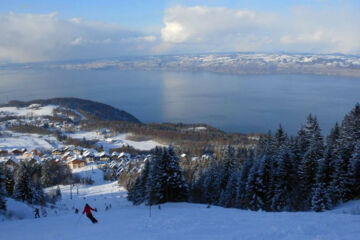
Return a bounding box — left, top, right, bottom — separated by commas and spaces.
82, 203, 98, 223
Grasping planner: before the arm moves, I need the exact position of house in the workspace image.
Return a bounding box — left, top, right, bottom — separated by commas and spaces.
0, 149, 8, 156
83, 150, 96, 163
100, 152, 110, 161
11, 148, 26, 155
67, 157, 86, 169
73, 146, 83, 155
118, 152, 131, 160
52, 148, 63, 156
111, 151, 119, 159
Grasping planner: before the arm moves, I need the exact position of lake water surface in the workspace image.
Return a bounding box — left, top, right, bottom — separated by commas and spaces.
0, 69, 359, 134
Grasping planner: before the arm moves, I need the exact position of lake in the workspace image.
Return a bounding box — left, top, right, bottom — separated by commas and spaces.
0, 69, 359, 135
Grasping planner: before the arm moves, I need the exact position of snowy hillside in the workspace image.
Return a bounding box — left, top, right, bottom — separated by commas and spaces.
1, 165, 359, 240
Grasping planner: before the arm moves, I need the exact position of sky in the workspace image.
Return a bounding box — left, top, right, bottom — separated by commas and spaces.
0, 0, 360, 63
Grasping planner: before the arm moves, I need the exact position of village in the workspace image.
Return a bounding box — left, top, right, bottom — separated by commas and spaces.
0, 103, 164, 184
0, 103, 219, 188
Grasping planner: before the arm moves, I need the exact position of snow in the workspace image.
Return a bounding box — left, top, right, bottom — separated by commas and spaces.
0, 105, 56, 117
67, 131, 164, 151
1, 165, 359, 240
0, 132, 59, 150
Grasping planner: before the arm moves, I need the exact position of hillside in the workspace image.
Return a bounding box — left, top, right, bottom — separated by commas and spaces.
0, 165, 359, 240
1, 98, 141, 123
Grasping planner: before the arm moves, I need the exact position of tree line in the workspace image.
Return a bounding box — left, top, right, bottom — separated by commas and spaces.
0, 160, 72, 214
128, 103, 360, 212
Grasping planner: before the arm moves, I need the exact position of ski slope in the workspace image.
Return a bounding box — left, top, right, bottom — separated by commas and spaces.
1, 165, 359, 240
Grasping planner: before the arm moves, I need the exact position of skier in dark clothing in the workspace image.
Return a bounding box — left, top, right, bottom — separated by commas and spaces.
82, 203, 98, 223
34, 208, 40, 218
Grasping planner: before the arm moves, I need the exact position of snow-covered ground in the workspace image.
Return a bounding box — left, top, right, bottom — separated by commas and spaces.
0, 105, 56, 117
67, 131, 164, 151
1, 165, 359, 240
0, 131, 60, 150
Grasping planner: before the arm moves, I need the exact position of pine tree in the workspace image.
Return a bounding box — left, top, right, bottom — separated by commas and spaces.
236, 153, 254, 209
201, 157, 222, 205
219, 170, 240, 208
40, 161, 52, 187
349, 141, 360, 198
0, 165, 6, 213
271, 142, 296, 211
299, 116, 323, 210
331, 104, 360, 204
311, 157, 334, 212
255, 154, 272, 210
145, 146, 188, 205
3, 165, 14, 196
130, 159, 151, 205
13, 162, 35, 203
245, 161, 261, 210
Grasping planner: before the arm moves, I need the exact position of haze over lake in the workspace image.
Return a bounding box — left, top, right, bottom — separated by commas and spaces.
0, 69, 359, 134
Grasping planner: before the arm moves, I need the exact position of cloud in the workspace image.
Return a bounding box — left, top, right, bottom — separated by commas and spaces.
1, 5, 359, 63
0, 12, 158, 63
158, 5, 360, 54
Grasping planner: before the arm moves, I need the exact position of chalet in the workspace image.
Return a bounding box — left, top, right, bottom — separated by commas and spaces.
52, 148, 63, 156
111, 152, 119, 159
100, 152, 110, 161
0, 149, 8, 156
23, 151, 36, 159
11, 148, 26, 155
67, 157, 86, 169
64, 145, 75, 152
31, 149, 43, 157
73, 146, 83, 155
62, 151, 74, 161
118, 152, 131, 160
83, 150, 96, 163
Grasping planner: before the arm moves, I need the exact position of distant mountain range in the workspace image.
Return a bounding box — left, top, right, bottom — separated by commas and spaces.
2, 52, 360, 78
53, 53, 360, 78
1, 98, 141, 123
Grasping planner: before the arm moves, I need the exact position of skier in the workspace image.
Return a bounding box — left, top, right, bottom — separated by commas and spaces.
82, 203, 98, 223
34, 208, 40, 218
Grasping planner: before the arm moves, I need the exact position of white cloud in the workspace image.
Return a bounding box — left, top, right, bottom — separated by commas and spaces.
158, 5, 360, 54
0, 12, 158, 63
0, 5, 359, 63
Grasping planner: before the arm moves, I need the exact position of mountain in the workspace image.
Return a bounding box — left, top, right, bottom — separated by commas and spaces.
1, 97, 141, 123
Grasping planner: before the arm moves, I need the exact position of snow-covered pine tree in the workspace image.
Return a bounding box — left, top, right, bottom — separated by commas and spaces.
311, 158, 333, 211
13, 162, 35, 203
219, 170, 240, 208
236, 153, 254, 209
162, 146, 189, 202
311, 124, 340, 211
256, 154, 273, 210
40, 161, 52, 187
0, 165, 6, 213
147, 147, 165, 205
245, 161, 261, 210
130, 158, 151, 205
147, 146, 188, 205
215, 145, 238, 206
33, 182, 45, 205
299, 116, 324, 210
202, 158, 222, 205
2, 165, 14, 196
271, 142, 296, 211
349, 140, 360, 198
331, 104, 360, 204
